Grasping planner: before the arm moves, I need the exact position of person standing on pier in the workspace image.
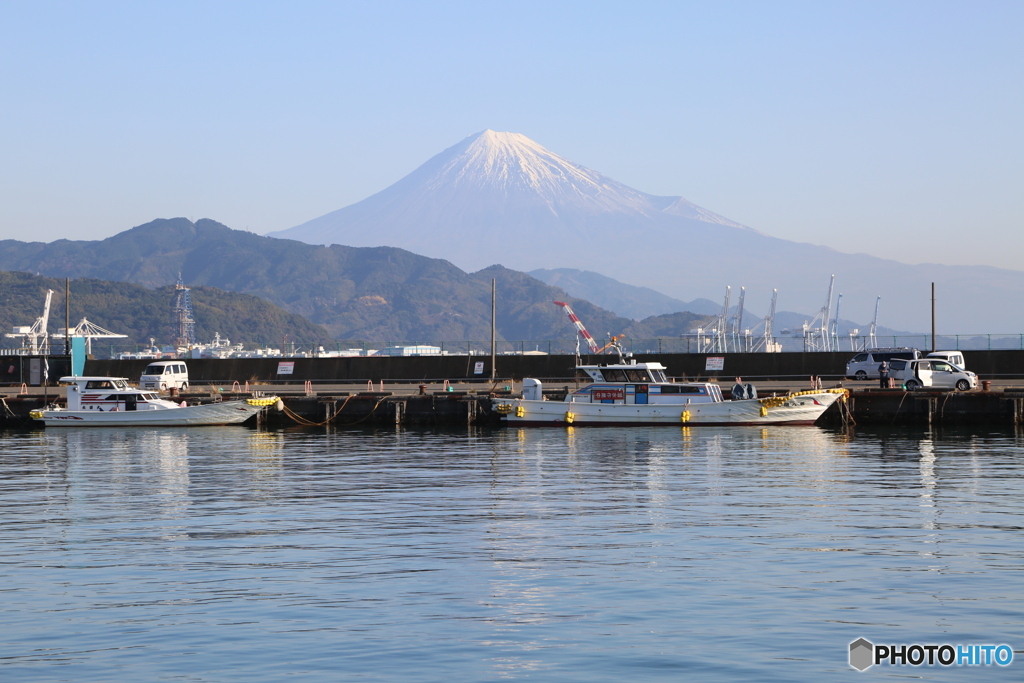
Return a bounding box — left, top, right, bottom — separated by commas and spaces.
878, 361, 890, 389
732, 378, 746, 400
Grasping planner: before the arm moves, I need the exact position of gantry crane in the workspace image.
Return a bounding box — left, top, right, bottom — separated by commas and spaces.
5, 289, 53, 354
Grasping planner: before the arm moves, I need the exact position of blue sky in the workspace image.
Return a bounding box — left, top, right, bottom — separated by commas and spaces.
1, 1, 1021, 269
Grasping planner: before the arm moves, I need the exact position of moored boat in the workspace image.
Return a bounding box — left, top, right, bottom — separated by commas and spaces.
30, 376, 280, 427
493, 359, 847, 427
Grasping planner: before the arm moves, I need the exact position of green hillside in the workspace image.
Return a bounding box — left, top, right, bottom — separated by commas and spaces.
0, 218, 670, 342
0, 271, 332, 353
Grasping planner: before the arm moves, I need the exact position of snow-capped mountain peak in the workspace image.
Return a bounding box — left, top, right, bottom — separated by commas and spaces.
442, 130, 601, 193
270, 129, 750, 259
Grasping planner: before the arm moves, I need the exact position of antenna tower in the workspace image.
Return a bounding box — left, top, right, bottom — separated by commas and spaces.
172, 276, 196, 349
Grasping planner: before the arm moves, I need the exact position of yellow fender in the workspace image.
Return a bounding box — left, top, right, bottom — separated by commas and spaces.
495, 403, 513, 415
564, 411, 575, 424
680, 410, 691, 423
29, 411, 44, 420
246, 397, 280, 407
515, 405, 525, 418
759, 405, 768, 417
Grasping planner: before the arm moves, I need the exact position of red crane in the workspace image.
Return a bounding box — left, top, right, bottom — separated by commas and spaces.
554, 301, 600, 354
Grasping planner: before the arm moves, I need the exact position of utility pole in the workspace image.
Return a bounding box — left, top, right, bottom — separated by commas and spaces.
64, 278, 70, 355
931, 282, 936, 352
490, 279, 496, 381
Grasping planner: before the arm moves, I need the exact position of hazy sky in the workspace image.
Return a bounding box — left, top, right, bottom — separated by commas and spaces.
2, 1, 1021, 270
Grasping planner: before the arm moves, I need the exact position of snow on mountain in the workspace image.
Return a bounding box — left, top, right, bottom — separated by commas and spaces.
270, 129, 755, 263
271, 130, 1024, 332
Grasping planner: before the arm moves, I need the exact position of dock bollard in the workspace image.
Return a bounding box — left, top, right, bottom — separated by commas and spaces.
982, 380, 991, 391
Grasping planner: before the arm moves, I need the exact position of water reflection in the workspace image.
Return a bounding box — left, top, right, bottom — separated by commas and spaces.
0, 425, 1021, 682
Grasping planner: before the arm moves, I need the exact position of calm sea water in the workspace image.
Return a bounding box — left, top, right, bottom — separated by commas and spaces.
0, 425, 1021, 681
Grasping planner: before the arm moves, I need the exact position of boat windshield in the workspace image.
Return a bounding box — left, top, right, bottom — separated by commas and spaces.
599, 368, 667, 382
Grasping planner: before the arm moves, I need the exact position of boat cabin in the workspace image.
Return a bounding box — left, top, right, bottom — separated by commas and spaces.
568, 361, 724, 405
58, 376, 174, 412
577, 363, 670, 384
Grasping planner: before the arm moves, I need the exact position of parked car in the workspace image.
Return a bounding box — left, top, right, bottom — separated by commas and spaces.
140, 361, 189, 391
846, 348, 920, 380
888, 358, 977, 391
925, 350, 966, 369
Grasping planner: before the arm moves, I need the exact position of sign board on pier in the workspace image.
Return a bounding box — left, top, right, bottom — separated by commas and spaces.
705, 356, 725, 371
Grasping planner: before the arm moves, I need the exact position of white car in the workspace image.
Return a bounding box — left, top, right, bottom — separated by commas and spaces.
140, 361, 190, 391
888, 358, 977, 391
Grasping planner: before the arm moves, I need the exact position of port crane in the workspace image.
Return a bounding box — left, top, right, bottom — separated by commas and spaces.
554, 301, 601, 356
748, 289, 778, 352
5, 289, 54, 354
868, 296, 881, 348
53, 318, 128, 355
802, 275, 835, 352
829, 293, 843, 350
698, 286, 732, 353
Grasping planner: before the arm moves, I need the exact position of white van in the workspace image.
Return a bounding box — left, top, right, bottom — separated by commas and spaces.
888, 358, 977, 391
140, 361, 189, 391
926, 351, 966, 369
846, 348, 920, 380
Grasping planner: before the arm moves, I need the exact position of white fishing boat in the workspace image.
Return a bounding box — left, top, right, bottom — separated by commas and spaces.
30, 376, 280, 427
493, 359, 847, 427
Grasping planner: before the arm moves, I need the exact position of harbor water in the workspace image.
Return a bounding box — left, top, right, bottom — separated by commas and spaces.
1, 425, 1021, 681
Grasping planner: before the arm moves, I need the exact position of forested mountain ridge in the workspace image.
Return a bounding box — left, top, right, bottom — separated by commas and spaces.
0, 218, 708, 342
0, 271, 332, 351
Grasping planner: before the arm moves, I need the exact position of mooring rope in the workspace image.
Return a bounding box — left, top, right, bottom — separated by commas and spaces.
890, 390, 911, 426
281, 394, 392, 427
0, 397, 17, 419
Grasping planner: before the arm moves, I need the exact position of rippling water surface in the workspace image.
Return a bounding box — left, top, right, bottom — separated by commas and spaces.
1, 425, 1021, 681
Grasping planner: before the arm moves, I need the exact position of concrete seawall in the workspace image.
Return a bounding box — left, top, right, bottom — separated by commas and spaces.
6, 350, 1024, 387
77, 349, 1024, 384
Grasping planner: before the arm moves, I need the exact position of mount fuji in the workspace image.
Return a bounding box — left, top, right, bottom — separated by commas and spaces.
271, 130, 1022, 332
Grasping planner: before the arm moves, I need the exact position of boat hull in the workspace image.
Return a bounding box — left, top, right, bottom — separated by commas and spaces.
494, 391, 845, 427
34, 399, 273, 427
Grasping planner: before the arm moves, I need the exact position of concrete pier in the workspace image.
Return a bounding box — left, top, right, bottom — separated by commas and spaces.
5, 385, 1024, 430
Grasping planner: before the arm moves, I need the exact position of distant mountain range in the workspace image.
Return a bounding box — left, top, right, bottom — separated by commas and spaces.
530, 268, 722, 319
270, 129, 1024, 333
0, 270, 332, 351
528, 266, 912, 338
0, 218, 709, 345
